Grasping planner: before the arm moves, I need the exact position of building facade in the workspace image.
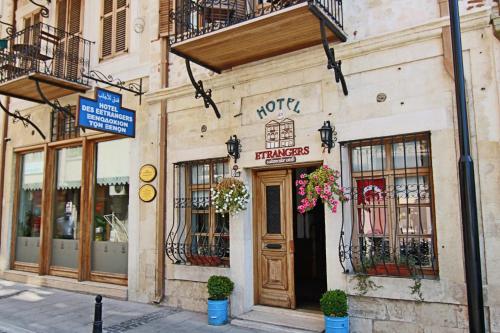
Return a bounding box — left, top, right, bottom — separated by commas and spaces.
0, 0, 164, 302
0, 0, 498, 332
150, 0, 500, 331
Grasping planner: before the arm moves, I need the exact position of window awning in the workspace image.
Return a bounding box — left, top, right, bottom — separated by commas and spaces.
21, 151, 44, 191
96, 139, 130, 186
57, 147, 82, 190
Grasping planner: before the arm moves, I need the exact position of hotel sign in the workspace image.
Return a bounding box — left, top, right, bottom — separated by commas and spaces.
78, 88, 136, 137
255, 118, 309, 165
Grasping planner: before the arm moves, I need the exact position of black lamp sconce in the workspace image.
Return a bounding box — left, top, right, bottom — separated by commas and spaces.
226, 135, 241, 163
318, 121, 337, 153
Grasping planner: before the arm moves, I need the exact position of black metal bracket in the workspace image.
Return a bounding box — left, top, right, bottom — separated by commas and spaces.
81, 69, 144, 104
29, 0, 51, 18
320, 20, 348, 96
0, 100, 46, 140
34, 80, 74, 119
185, 59, 220, 119
0, 20, 14, 37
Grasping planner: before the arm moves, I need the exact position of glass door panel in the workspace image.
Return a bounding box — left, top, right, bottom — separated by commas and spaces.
91, 139, 130, 275
51, 146, 82, 269
15, 151, 44, 264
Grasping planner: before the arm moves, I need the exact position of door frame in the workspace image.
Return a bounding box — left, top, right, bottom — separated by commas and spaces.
252, 162, 323, 308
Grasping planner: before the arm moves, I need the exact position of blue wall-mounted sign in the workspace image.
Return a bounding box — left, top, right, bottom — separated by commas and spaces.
77, 88, 135, 138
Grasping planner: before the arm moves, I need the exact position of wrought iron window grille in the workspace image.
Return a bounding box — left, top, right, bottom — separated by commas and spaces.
338, 132, 439, 279
166, 158, 230, 267
50, 106, 79, 142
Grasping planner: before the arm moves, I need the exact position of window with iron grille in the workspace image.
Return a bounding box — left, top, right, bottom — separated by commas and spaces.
339, 132, 438, 278
166, 158, 230, 267
50, 106, 79, 141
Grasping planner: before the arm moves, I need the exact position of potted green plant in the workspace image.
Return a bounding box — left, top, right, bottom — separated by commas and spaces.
207, 275, 234, 325
320, 289, 349, 333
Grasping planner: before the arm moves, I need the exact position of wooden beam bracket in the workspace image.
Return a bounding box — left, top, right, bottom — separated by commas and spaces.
0, 99, 46, 139
320, 20, 348, 96
185, 59, 221, 119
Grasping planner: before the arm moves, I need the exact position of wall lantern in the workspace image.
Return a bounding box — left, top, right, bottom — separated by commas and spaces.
226, 135, 241, 163
318, 121, 337, 153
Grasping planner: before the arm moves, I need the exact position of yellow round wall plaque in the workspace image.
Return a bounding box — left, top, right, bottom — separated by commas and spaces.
139, 184, 157, 202
139, 164, 157, 182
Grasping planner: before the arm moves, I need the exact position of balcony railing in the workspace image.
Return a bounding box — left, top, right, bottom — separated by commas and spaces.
0, 23, 91, 86
169, 0, 344, 44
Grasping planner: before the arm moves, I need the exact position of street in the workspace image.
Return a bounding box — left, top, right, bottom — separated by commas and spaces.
0, 280, 266, 333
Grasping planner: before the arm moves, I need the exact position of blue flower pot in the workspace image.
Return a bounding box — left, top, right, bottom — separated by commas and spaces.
207, 299, 229, 325
325, 315, 349, 333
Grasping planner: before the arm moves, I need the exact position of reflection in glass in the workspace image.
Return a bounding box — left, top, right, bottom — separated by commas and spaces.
266, 185, 281, 234
352, 145, 385, 172
16, 152, 44, 263
395, 176, 430, 204
393, 140, 429, 169
92, 139, 130, 275
51, 147, 82, 269
191, 164, 209, 184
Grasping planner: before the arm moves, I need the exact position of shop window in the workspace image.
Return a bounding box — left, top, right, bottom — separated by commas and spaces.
50, 107, 79, 142
51, 146, 82, 269
166, 158, 230, 267
91, 139, 130, 275
339, 133, 438, 278
15, 151, 44, 264
100, 0, 129, 60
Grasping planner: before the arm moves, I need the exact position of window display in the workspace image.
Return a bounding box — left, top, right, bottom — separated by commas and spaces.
15, 151, 44, 264
91, 139, 130, 275
51, 146, 82, 269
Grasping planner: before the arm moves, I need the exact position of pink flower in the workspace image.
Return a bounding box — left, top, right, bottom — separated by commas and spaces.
300, 173, 306, 179
315, 186, 322, 194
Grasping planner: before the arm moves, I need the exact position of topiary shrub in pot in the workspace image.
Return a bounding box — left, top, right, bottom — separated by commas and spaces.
207, 275, 234, 326
320, 289, 349, 333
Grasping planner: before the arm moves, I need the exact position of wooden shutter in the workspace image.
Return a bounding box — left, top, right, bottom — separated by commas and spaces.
68, 0, 82, 34
159, 0, 174, 36
115, 0, 128, 53
101, 0, 128, 59
101, 0, 114, 58
67, 0, 82, 79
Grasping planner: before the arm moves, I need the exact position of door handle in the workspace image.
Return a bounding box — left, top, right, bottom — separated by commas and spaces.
265, 243, 282, 250
289, 240, 294, 253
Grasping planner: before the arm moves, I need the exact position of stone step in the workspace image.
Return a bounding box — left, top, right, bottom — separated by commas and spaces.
232, 305, 324, 333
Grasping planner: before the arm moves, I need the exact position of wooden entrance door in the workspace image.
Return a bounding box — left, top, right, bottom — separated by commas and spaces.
254, 170, 295, 309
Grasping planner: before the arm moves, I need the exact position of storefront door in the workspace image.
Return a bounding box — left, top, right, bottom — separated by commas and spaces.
254, 169, 295, 309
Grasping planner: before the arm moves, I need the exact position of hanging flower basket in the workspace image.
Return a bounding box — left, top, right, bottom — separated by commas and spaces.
295, 165, 348, 214
211, 178, 250, 216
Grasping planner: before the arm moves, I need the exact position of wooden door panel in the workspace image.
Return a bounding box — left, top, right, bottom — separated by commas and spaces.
255, 170, 295, 309
261, 252, 288, 290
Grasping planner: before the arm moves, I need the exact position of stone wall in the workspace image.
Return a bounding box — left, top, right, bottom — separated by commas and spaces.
164, 280, 209, 313
349, 296, 469, 333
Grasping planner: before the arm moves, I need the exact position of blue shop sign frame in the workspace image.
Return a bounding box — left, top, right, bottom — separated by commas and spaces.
77, 88, 136, 138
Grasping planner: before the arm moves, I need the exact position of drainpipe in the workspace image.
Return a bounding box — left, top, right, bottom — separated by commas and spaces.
447, 1, 485, 332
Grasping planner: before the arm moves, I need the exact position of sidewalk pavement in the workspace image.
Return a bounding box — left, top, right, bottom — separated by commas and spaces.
0, 279, 265, 333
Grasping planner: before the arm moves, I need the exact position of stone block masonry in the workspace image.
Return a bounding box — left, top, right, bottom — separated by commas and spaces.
349, 296, 470, 332
164, 280, 209, 313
